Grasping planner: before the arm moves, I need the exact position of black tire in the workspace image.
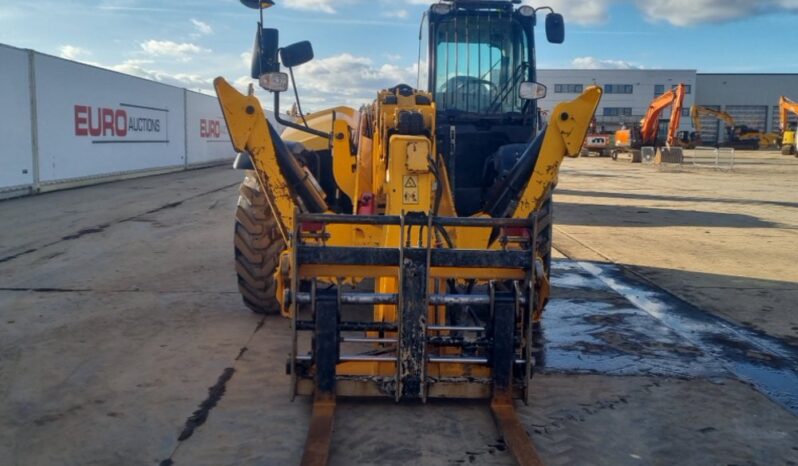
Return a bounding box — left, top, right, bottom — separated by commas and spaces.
234, 171, 286, 314
782, 145, 795, 156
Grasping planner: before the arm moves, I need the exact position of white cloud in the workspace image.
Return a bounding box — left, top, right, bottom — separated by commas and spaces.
283, 0, 336, 14
290, 53, 416, 108
571, 56, 642, 69
525, 0, 611, 25
636, 0, 798, 26
524, 0, 798, 26
190, 18, 213, 35
382, 9, 409, 19
109, 59, 212, 91
139, 40, 208, 62
59, 45, 91, 60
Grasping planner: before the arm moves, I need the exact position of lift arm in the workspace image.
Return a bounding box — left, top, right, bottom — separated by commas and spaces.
510, 86, 602, 219
214, 77, 329, 241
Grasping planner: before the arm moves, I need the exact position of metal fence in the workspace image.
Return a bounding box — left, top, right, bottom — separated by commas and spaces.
682, 146, 735, 170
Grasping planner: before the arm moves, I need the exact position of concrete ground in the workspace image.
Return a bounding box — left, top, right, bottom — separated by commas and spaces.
1, 157, 797, 466
555, 150, 798, 347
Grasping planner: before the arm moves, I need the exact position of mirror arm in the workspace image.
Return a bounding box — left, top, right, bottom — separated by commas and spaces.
273, 91, 331, 140
287, 66, 310, 128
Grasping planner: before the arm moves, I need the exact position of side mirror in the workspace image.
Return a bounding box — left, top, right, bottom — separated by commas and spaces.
280, 41, 314, 68
545, 13, 565, 44
251, 27, 279, 79
519, 82, 547, 100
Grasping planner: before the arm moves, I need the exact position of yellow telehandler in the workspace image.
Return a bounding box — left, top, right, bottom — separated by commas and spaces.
215, 1, 601, 464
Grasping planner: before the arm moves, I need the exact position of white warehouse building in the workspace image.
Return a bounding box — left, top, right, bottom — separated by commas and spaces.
536, 69, 798, 144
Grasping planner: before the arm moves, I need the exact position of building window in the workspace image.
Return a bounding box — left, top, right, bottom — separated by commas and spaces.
672, 84, 692, 94
604, 84, 633, 94
654, 84, 665, 96
682, 108, 690, 117
554, 84, 583, 94
603, 107, 633, 117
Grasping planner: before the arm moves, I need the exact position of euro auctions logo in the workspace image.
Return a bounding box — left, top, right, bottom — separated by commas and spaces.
74, 103, 168, 144
200, 118, 229, 142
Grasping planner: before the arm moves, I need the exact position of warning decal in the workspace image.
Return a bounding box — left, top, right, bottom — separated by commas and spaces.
403, 175, 419, 204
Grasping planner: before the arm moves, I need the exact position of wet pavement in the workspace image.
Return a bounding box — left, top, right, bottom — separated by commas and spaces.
2, 165, 797, 465
542, 258, 798, 414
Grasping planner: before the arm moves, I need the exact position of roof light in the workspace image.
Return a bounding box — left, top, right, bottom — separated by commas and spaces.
518, 5, 534, 16
431, 3, 452, 15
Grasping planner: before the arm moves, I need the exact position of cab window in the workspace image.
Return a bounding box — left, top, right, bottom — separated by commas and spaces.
434, 14, 528, 114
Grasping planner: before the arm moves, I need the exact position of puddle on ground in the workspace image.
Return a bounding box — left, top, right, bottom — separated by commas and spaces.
542, 259, 798, 415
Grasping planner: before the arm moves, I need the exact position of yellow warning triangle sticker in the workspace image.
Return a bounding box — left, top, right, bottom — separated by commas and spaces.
404, 176, 417, 188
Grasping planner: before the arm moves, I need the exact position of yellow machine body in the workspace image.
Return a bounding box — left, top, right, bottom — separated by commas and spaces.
215, 77, 601, 399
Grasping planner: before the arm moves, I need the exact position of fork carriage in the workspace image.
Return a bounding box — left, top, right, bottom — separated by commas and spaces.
287, 212, 542, 404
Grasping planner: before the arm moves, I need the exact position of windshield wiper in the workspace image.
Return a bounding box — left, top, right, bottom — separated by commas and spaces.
487, 63, 528, 114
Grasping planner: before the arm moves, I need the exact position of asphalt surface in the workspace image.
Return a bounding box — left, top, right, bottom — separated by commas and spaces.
1, 162, 796, 466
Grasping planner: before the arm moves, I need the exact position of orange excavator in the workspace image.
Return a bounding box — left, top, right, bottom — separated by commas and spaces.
612, 83, 686, 162
779, 96, 798, 156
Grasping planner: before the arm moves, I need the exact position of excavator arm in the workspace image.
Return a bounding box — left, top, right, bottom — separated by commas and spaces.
779, 96, 798, 133
690, 105, 736, 145
639, 86, 677, 144
692, 105, 736, 127
666, 83, 685, 146
780, 96, 798, 155
690, 105, 703, 138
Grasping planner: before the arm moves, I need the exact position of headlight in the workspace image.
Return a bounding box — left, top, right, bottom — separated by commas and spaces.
259, 72, 289, 92
519, 82, 547, 100
518, 5, 535, 17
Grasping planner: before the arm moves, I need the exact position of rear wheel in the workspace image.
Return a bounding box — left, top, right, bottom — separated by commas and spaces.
234, 171, 286, 314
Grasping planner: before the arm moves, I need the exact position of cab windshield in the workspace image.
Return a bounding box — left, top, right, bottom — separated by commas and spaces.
434, 14, 529, 114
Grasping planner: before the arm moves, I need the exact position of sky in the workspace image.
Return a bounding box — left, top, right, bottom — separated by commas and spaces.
1, 0, 797, 111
